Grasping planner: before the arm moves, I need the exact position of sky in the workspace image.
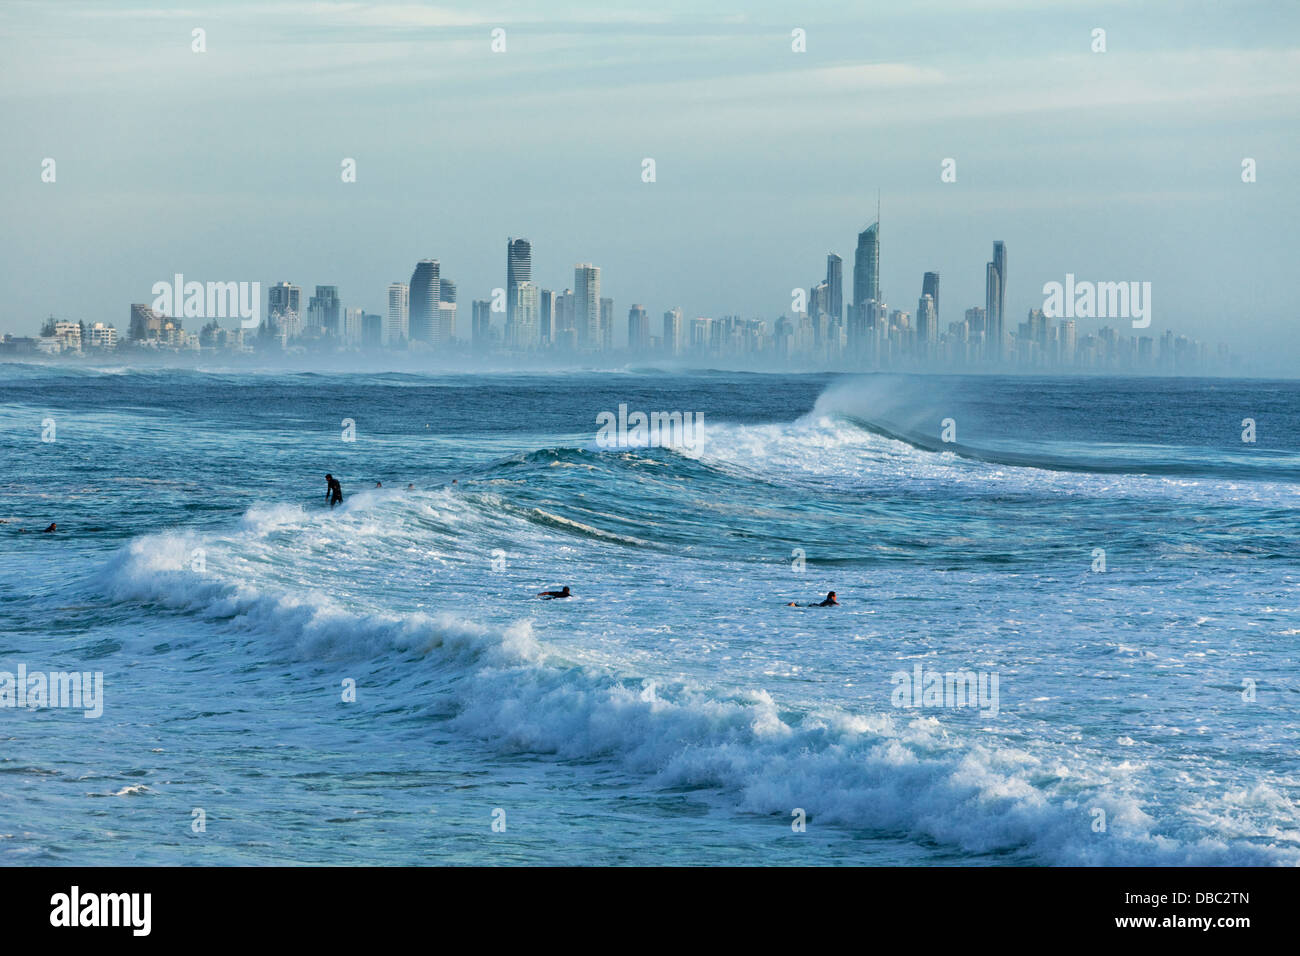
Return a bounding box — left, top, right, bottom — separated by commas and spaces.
1, 0, 1298, 364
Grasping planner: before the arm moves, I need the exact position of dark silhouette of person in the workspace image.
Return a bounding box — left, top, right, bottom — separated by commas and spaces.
41, 522, 56, 533
538, 586, 571, 600
788, 591, 838, 607
376, 481, 383, 488
325, 474, 343, 508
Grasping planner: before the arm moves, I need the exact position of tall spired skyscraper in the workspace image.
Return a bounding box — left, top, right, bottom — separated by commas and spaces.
853, 222, 880, 317
849, 220, 880, 357
408, 259, 440, 344
985, 241, 1006, 360
506, 238, 531, 337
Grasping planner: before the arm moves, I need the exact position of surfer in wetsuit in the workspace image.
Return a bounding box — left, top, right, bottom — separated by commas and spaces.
538, 586, 572, 600
325, 474, 344, 508
787, 591, 838, 607
41, 522, 56, 533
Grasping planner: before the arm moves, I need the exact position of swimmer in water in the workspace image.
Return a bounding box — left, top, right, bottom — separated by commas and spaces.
787, 591, 838, 607
537, 586, 572, 600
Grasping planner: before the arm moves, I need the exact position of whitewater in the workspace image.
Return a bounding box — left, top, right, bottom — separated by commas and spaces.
1, 367, 1297, 865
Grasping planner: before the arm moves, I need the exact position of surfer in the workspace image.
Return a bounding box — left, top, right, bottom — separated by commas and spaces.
41, 522, 56, 533
787, 591, 838, 607
375, 481, 383, 488
538, 586, 572, 600
325, 474, 343, 508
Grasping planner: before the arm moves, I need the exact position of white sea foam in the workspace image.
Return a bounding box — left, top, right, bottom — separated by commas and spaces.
91, 507, 1300, 866
679, 412, 1299, 507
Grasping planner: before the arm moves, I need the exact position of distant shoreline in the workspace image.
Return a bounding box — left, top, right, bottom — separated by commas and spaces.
0, 355, 1288, 381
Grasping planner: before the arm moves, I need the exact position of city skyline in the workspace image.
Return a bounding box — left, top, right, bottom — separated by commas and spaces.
5, 217, 1238, 376
1, 1, 1296, 370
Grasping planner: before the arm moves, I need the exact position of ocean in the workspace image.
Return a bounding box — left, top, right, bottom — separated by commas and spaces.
1, 364, 1297, 865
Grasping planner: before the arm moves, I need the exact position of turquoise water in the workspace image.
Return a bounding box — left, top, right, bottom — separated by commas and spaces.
1, 365, 1298, 864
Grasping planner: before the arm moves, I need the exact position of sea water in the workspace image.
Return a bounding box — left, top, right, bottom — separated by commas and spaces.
1, 365, 1297, 865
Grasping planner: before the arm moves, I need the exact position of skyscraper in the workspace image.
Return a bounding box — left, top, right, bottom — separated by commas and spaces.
627, 305, 649, 353
267, 282, 301, 322
342, 307, 363, 344
826, 254, 843, 324
985, 241, 1006, 361
439, 277, 457, 344
922, 272, 940, 325
472, 299, 492, 353
266, 281, 301, 340
555, 290, 574, 338
514, 281, 539, 348
539, 289, 555, 345
574, 264, 600, 348
689, 316, 712, 353
663, 307, 684, 356
408, 259, 440, 344
385, 282, 409, 347
1028, 307, 1048, 353
853, 222, 880, 318
599, 297, 614, 352
307, 285, 341, 337
809, 281, 829, 350
506, 238, 531, 336
916, 294, 937, 357
1061, 319, 1077, 365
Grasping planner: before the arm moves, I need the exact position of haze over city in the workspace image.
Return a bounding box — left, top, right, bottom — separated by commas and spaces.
1, 0, 1297, 369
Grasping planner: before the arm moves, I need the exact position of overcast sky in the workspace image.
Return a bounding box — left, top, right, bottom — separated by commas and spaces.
2, 0, 1297, 364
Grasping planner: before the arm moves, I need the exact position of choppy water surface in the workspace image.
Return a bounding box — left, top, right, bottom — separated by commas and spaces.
1, 365, 1297, 865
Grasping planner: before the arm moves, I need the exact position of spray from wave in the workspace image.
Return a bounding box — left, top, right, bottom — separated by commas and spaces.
86, 500, 1300, 866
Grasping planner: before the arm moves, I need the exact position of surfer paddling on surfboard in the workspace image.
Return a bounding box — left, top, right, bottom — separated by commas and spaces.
538, 586, 572, 600
788, 591, 838, 607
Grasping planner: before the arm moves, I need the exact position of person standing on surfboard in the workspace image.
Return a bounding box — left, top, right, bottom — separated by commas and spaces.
325, 474, 344, 508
